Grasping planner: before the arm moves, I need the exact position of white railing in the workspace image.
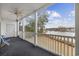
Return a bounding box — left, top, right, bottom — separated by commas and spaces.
37, 34, 75, 56
24, 32, 75, 56
24, 32, 35, 44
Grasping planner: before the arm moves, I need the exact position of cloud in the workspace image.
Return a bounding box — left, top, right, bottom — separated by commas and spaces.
45, 10, 75, 28
45, 19, 75, 28
45, 17, 75, 28
47, 10, 61, 19
69, 10, 75, 16
46, 10, 51, 15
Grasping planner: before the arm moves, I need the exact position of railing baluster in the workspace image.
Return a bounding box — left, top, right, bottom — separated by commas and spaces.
67, 37, 69, 56
52, 36, 54, 52
46, 35, 49, 50
56, 36, 58, 53
57, 36, 60, 55
54, 35, 56, 53
53, 36, 55, 52
49, 35, 51, 52
42, 34, 44, 48
52, 35, 54, 52
40, 34, 41, 46
60, 36, 62, 55
48, 34, 50, 51
55, 36, 57, 53
50, 35, 54, 52
64, 37, 66, 56
71, 38, 74, 56
58, 36, 61, 55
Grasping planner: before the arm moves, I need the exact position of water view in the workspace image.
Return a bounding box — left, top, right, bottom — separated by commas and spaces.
46, 31, 75, 37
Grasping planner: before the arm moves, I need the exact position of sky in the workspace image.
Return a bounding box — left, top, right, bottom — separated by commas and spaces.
45, 3, 75, 28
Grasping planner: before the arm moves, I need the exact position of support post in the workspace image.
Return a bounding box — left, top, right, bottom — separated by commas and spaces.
16, 19, 19, 37
34, 12, 38, 46
22, 20, 25, 39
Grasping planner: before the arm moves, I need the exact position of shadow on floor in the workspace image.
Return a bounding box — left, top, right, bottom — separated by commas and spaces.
0, 37, 58, 56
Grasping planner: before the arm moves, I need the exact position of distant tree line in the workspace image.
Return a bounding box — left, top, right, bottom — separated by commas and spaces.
46, 26, 75, 32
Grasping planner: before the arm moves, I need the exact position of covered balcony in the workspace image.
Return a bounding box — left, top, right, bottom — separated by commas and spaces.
0, 3, 77, 56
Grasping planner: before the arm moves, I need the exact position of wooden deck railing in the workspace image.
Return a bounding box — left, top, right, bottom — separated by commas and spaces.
24, 32, 75, 56
37, 34, 75, 56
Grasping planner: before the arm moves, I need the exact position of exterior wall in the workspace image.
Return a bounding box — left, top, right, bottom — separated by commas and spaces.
0, 17, 1, 35
0, 20, 17, 37
75, 3, 79, 56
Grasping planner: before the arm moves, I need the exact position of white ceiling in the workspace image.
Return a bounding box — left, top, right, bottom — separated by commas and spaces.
0, 3, 51, 21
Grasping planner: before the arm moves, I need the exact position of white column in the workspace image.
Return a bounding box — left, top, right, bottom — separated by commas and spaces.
22, 20, 25, 39
34, 12, 38, 46
16, 20, 19, 37
75, 3, 79, 56
22, 20, 24, 39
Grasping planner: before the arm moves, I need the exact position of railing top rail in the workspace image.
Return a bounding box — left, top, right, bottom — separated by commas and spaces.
38, 33, 75, 38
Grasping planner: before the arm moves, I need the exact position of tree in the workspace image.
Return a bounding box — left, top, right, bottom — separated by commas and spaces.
25, 19, 35, 32
25, 14, 48, 33
38, 14, 48, 33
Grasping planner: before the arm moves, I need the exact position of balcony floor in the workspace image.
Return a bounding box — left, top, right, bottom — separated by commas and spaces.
0, 37, 57, 56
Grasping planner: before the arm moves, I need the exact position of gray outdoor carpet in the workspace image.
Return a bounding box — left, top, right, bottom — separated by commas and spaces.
0, 37, 58, 56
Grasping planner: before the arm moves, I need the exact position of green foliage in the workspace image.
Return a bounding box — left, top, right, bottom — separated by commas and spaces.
25, 14, 48, 33
38, 14, 48, 33
25, 20, 35, 32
